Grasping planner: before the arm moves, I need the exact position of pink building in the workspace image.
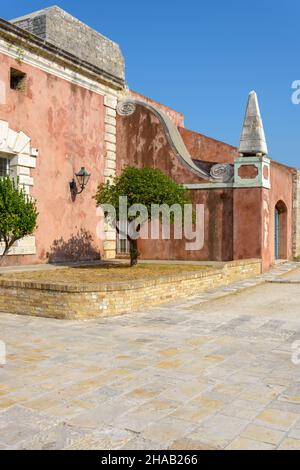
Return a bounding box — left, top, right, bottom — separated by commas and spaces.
0, 6, 299, 272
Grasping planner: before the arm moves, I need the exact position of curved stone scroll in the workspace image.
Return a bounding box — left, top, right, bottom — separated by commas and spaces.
117, 98, 234, 183
116, 101, 136, 117
210, 164, 234, 183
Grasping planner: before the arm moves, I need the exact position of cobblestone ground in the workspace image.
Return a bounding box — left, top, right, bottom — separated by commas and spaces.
0, 263, 300, 450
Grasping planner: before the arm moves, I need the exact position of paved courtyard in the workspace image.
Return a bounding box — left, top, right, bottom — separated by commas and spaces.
1, 264, 300, 450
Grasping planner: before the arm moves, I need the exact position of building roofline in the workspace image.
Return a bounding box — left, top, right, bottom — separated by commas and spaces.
0, 17, 125, 91
10, 5, 60, 22
180, 125, 238, 151
10, 5, 123, 52
130, 89, 185, 119
271, 158, 298, 172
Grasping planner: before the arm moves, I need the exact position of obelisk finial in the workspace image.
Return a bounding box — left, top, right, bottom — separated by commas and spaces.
239, 91, 268, 156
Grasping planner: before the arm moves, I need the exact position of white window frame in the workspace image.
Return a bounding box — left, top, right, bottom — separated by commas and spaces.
0, 155, 10, 177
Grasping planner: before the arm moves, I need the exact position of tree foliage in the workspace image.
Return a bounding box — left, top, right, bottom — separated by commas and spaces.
95, 167, 192, 266
0, 177, 38, 263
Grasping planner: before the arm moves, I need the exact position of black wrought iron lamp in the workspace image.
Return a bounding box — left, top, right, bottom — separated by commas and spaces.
70, 167, 91, 196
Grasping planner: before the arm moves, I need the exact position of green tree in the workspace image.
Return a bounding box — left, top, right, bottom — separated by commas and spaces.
0, 177, 38, 263
95, 167, 192, 266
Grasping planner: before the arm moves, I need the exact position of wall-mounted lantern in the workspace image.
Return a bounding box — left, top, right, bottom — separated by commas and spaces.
70, 167, 91, 196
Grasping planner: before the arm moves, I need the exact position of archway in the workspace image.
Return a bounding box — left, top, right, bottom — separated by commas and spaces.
274, 200, 288, 260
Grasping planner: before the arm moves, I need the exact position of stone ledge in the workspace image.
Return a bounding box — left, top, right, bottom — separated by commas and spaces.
0, 260, 262, 319
0, 259, 260, 292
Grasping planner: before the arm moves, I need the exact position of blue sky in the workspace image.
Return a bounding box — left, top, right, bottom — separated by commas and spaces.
2, 1, 300, 166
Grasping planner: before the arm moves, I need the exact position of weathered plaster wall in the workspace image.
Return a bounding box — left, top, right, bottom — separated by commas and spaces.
129, 90, 185, 128
179, 127, 238, 164
0, 53, 106, 265
117, 103, 235, 261
293, 170, 300, 258
116, 104, 236, 184
117, 100, 296, 268
233, 161, 294, 271
268, 161, 294, 264
137, 188, 233, 261
233, 187, 263, 261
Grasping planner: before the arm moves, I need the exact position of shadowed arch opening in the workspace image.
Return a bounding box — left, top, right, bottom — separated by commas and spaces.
275, 200, 288, 260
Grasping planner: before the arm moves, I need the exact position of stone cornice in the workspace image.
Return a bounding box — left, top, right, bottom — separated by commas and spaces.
184, 182, 234, 189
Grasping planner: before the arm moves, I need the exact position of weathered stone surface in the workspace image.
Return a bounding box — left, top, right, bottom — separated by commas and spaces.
0, 263, 300, 449
240, 424, 284, 445
255, 408, 299, 431
239, 91, 268, 156
278, 438, 300, 450
11, 6, 125, 81
226, 437, 275, 450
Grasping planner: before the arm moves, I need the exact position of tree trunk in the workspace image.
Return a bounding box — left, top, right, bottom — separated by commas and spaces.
0, 241, 9, 266
129, 238, 139, 267
116, 223, 140, 267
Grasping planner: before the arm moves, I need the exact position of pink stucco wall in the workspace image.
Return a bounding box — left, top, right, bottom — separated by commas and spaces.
267, 161, 294, 266
179, 127, 238, 164
1, 53, 296, 270
129, 90, 185, 128
117, 102, 235, 261
117, 99, 296, 270
233, 162, 295, 272
0, 53, 105, 265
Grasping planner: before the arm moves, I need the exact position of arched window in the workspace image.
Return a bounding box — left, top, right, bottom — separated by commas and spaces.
274, 201, 288, 260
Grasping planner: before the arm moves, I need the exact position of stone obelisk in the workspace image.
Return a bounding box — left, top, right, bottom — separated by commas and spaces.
239, 90, 268, 157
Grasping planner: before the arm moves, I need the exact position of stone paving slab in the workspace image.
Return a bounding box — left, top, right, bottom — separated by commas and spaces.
0, 262, 300, 449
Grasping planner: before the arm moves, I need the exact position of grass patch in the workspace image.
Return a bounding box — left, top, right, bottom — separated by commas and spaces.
0, 263, 211, 285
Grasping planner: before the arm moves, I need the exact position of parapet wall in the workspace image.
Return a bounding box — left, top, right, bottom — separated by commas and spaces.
11, 6, 125, 82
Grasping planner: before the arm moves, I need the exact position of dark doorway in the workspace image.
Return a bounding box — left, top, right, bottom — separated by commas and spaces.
274, 201, 288, 260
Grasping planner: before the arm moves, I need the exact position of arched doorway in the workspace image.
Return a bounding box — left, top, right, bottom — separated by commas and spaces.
274, 201, 288, 260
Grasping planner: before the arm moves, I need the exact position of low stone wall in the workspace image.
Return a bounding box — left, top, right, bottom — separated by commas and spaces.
0, 259, 261, 320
